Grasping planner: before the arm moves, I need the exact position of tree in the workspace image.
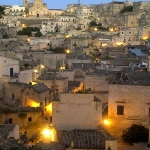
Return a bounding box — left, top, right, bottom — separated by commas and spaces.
34, 31, 42, 37
89, 21, 97, 27
120, 6, 133, 14
122, 124, 149, 144
0, 6, 5, 18
17, 27, 40, 36
51, 47, 66, 53
3, 33, 9, 39
24, 63, 29, 68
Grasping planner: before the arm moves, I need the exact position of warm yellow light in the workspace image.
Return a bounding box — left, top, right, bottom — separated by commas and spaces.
102, 43, 107, 47
22, 24, 26, 28
94, 27, 98, 31
28, 100, 40, 107
27, 38, 30, 42
103, 119, 110, 125
60, 66, 65, 70
66, 49, 70, 54
42, 129, 51, 137
110, 28, 113, 32
65, 35, 69, 38
34, 69, 38, 73
41, 65, 44, 69
116, 42, 123, 46
45, 103, 52, 115
143, 37, 148, 40
31, 82, 37, 85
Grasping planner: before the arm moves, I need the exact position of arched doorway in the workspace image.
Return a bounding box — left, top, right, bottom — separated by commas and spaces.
37, 13, 39, 17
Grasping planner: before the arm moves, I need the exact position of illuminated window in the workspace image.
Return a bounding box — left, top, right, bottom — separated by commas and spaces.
117, 106, 124, 115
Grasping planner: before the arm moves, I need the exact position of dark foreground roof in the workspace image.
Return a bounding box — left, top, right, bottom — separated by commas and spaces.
33, 142, 65, 150
57, 129, 111, 149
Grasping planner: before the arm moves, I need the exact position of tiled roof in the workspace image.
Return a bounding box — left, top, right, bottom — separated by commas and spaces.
0, 138, 23, 150
0, 124, 16, 141
111, 71, 150, 86
33, 142, 65, 150
32, 83, 50, 93
38, 74, 67, 80
1, 107, 42, 113
113, 59, 130, 66
66, 54, 90, 60
57, 129, 107, 149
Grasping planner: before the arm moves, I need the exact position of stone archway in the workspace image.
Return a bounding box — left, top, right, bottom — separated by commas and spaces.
37, 13, 39, 17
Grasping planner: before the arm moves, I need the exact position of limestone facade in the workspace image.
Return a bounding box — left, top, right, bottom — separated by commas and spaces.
52, 93, 102, 130
107, 84, 150, 139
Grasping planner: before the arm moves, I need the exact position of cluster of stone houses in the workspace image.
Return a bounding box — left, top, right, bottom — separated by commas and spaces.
1, 0, 150, 149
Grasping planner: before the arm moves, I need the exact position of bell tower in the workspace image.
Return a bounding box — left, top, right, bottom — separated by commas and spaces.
23, 0, 30, 9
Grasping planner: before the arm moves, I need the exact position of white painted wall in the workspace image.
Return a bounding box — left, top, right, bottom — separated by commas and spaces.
18, 69, 34, 84
0, 56, 19, 78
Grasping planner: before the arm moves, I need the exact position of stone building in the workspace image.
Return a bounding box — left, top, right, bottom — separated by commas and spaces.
24, 0, 49, 17
0, 107, 43, 130
0, 56, 19, 79
106, 72, 150, 140
52, 93, 102, 130
84, 71, 111, 93
23, 0, 64, 18
21, 83, 51, 107
37, 74, 68, 94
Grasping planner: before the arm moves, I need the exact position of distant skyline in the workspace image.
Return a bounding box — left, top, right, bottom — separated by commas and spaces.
0, 0, 125, 9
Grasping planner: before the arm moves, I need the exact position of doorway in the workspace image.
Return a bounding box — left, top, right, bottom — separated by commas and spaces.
37, 13, 39, 17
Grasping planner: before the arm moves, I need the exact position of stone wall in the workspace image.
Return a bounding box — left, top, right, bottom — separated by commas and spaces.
52, 93, 102, 130
1, 110, 43, 128
84, 75, 109, 92
106, 84, 150, 140
21, 87, 51, 107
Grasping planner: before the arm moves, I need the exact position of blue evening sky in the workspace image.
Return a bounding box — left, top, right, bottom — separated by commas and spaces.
0, 0, 124, 10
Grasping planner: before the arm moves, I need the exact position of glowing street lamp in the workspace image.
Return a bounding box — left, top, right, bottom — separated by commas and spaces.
42, 128, 51, 138
65, 34, 69, 38
103, 119, 110, 126
41, 65, 45, 69
41, 127, 55, 142
94, 27, 98, 31
27, 38, 30, 42
66, 49, 70, 54
22, 24, 26, 28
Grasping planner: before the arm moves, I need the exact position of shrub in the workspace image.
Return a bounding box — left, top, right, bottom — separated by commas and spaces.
122, 124, 149, 144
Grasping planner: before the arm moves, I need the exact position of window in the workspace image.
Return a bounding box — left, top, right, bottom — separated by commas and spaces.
45, 97, 47, 105
117, 106, 124, 115
9, 118, 12, 124
50, 116, 52, 123
28, 117, 32, 122
12, 94, 15, 99
148, 108, 150, 117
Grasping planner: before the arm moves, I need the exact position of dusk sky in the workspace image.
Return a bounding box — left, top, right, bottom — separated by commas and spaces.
0, 0, 124, 9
